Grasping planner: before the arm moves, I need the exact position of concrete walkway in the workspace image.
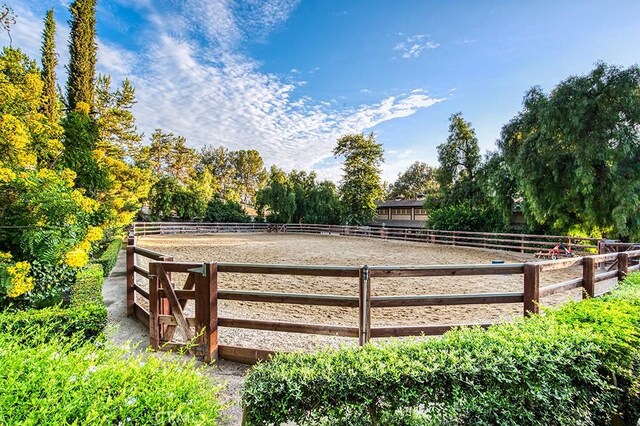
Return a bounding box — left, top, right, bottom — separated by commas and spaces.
102, 249, 248, 425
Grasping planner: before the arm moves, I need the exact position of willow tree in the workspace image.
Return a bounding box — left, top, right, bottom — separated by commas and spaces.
498, 63, 640, 239
334, 132, 384, 225
40, 8, 59, 122
66, 0, 96, 111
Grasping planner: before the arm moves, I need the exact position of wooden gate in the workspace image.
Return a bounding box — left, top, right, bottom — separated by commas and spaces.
148, 261, 218, 363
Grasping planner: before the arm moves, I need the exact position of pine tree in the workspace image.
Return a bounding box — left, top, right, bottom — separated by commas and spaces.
66, 0, 96, 111
40, 8, 59, 122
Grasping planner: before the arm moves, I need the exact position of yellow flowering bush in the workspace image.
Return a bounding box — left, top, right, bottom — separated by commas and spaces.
0, 163, 16, 183
71, 189, 99, 214
0, 254, 34, 301
64, 249, 89, 269
60, 169, 77, 187
85, 226, 103, 243
6, 262, 34, 298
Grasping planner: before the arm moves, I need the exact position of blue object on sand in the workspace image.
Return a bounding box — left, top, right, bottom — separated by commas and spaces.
491, 260, 505, 264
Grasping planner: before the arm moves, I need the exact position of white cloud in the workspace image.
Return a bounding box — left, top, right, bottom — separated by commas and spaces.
9, 0, 445, 182
97, 40, 137, 78
393, 34, 440, 59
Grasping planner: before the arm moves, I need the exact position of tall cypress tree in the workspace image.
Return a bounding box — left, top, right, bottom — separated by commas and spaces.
40, 8, 59, 122
62, 0, 107, 196
66, 0, 96, 111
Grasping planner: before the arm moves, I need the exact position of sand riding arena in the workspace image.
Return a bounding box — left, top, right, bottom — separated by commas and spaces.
126, 223, 640, 363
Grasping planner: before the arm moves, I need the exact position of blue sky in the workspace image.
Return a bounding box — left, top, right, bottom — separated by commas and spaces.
7, 0, 640, 182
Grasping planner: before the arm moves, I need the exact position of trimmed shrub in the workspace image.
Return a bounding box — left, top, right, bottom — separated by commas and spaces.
0, 263, 107, 344
427, 204, 507, 232
242, 274, 640, 425
0, 330, 224, 425
71, 263, 104, 307
0, 304, 107, 343
95, 237, 123, 277
27, 260, 76, 309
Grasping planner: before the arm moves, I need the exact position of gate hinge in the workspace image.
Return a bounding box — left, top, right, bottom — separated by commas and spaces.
187, 263, 207, 277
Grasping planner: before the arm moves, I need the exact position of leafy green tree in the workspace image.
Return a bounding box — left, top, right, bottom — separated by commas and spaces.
477, 151, 519, 226
256, 166, 296, 223
199, 145, 234, 200
232, 149, 267, 205
498, 63, 640, 239
147, 176, 180, 220
138, 129, 198, 184
256, 168, 341, 224
305, 180, 342, 224
333, 132, 384, 225
40, 8, 59, 122
93, 74, 152, 228
205, 198, 250, 223
66, 0, 96, 111
388, 161, 439, 200
198, 146, 267, 205
436, 112, 482, 207
427, 204, 506, 232
288, 170, 316, 223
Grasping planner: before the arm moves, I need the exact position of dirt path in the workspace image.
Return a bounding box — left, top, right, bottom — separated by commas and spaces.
103, 249, 248, 425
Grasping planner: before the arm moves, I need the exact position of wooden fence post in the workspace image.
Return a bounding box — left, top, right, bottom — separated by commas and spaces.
523, 263, 540, 316
196, 263, 219, 363
358, 265, 371, 345
582, 257, 596, 299
618, 252, 629, 282
159, 255, 173, 340
148, 262, 160, 350
520, 235, 525, 253
126, 231, 135, 316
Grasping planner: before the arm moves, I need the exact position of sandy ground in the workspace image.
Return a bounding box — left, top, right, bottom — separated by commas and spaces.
134, 233, 614, 353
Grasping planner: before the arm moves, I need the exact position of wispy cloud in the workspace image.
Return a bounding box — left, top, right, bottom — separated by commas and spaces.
393, 34, 440, 59
10, 0, 444, 181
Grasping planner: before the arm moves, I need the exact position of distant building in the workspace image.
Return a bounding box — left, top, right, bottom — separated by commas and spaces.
373, 198, 427, 228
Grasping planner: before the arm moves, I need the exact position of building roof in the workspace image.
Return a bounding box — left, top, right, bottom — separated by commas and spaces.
371, 219, 427, 228
376, 199, 425, 208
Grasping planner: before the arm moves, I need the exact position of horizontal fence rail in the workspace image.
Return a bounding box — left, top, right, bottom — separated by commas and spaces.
132, 221, 604, 255
126, 225, 640, 365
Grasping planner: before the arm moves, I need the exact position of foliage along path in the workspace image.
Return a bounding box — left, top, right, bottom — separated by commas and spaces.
102, 250, 248, 425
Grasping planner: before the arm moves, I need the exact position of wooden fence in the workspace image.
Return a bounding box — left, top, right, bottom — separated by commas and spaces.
126, 228, 640, 365
133, 221, 603, 255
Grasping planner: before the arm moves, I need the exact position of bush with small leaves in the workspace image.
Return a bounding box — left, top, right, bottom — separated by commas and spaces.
243, 273, 640, 425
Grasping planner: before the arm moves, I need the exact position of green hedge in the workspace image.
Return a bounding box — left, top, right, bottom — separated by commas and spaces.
0, 329, 224, 425
242, 274, 640, 425
95, 237, 123, 277
0, 263, 107, 343
71, 263, 104, 307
